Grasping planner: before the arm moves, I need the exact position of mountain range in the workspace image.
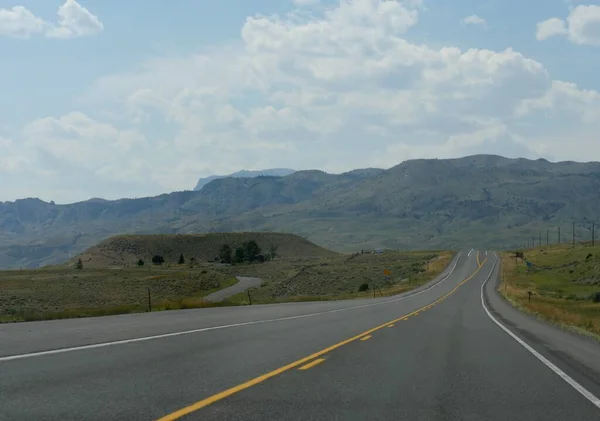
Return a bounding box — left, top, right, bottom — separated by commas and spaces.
1, 154, 599, 269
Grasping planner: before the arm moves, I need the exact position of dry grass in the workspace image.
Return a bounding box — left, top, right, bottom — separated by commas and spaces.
0, 266, 237, 322
499, 244, 600, 338
220, 250, 453, 304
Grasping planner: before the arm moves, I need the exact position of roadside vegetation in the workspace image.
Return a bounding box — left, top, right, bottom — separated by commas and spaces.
217, 250, 453, 304
500, 243, 600, 338
0, 233, 453, 322
0, 266, 238, 322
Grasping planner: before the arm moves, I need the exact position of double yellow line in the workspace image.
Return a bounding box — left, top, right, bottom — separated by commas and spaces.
157, 254, 488, 421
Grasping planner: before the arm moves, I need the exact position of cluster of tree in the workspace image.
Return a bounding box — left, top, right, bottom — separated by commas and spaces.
218, 241, 278, 264
138, 253, 195, 267
151, 255, 165, 265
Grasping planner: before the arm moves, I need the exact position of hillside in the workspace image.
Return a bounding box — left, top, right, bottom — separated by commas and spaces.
1, 154, 600, 269
72, 233, 337, 268
194, 168, 296, 191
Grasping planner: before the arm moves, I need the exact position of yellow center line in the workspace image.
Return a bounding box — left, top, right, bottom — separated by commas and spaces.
387, 324, 395, 328
360, 335, 372, 341
298, 358, 326, 371
155, 259, 488, 421
476, 251, 481, 268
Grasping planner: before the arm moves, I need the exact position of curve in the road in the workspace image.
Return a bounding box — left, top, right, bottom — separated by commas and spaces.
156, 255, 489, 421
7, 251, 599, 421
203, 276, 262, 302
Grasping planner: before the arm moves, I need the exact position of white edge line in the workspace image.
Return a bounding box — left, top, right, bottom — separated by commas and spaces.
1, 252, 464, 362
480, 253, 600, 410
468, 249, 473, 257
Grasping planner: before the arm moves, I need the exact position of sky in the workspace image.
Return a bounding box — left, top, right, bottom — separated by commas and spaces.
1, 0, 600, 203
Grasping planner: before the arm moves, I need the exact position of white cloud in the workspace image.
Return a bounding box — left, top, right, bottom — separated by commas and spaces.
536, 5, 600, 45
22, 112, 147, 180
0, 0, 103, 39
462, 15, 486, 27
0, 137, 32, 173
3, 0, 600, 202
536, 18, 567, 40
0, 6, 46, 38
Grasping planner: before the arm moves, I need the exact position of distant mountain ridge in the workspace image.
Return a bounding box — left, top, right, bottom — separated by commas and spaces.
194, 168, 296, 191
1, 154, 599, 269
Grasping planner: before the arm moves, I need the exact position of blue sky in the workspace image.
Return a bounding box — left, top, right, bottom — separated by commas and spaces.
1, 0, 600, 203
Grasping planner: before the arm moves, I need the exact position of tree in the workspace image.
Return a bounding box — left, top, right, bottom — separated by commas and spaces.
233, 247, 246, 264
243, 240, 261, 262
152, 255, 164, 265
137, 259, 145, 267
75, 258, 83, 270
178, 253, 185, 264
269, 244, 278, 260
219, 244, 232, 264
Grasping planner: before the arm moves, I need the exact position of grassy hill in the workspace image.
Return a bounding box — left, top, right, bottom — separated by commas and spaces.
1, 154, 600, 269
500, 243, 600, 338
72, 232, 337, 268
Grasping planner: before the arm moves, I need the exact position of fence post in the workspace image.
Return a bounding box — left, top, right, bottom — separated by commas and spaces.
247, 289, 252, 305
147, 288, 152, 312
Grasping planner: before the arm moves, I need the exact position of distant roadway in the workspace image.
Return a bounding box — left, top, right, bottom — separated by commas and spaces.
203, 276, 262, 302
1, 251, 599, 420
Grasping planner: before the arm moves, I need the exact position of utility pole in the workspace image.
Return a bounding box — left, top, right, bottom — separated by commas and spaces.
546, 230, 549, 246
532, 236, 535, 248
558, 226, 561, 244
593, 221, 596, 247
573, 222, 576, 246
539, 232, 542, 247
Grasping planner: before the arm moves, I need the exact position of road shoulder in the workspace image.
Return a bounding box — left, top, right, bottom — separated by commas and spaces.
483, 258, 600, 394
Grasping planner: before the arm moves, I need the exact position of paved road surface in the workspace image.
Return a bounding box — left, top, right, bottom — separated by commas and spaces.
203, 276, 262, 302
1, 251, 599, 420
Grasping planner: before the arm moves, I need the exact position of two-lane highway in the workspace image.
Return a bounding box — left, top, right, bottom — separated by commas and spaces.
1, 251, 599, 420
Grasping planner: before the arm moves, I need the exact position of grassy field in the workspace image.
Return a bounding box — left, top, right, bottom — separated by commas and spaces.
218, 250, 453, 304
0, 246, 453, 322
0, 266, 238, 322
500, 244, 600, 338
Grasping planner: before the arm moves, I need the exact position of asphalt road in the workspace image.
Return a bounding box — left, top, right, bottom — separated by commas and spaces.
1, 251, 599, 420
203, 276, 262, 302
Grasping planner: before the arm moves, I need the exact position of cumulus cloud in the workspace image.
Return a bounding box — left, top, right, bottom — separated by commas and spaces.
536, 18, 567, 40
0, 0, 103, 39
536, 5, 600, 45
3, 0, 600, 202
462, 15, 486, 27
22, 112, 147, 177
